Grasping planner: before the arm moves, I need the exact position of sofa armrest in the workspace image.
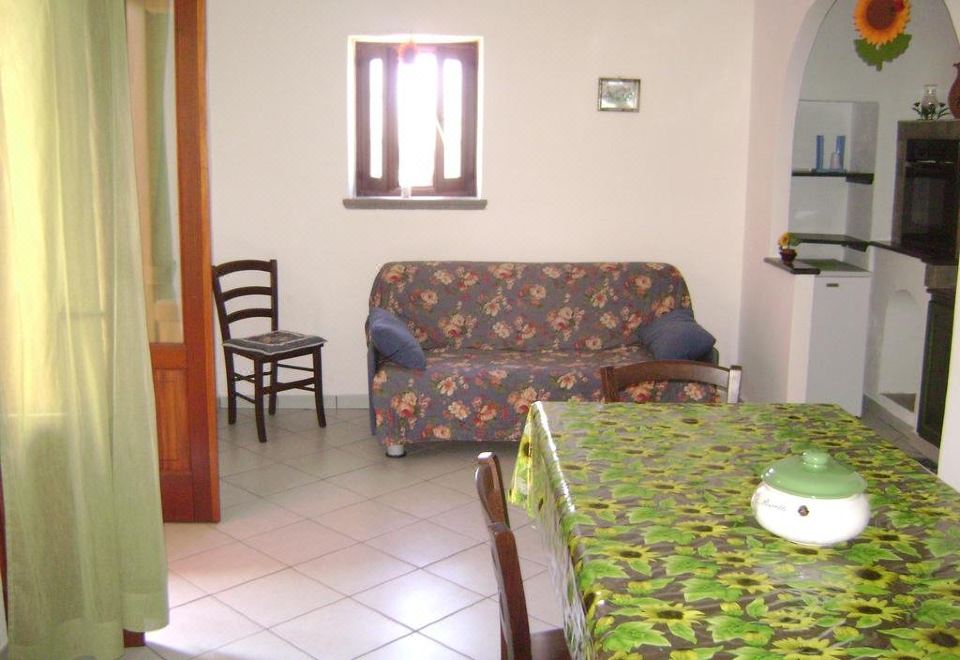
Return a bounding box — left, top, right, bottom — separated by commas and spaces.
365, 317, 381, 436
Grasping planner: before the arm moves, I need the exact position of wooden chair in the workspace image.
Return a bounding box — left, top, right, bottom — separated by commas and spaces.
476, 453, 571, 660
476, 451, 511, 528
212, 259, 326, 443
600, 359, 742, 404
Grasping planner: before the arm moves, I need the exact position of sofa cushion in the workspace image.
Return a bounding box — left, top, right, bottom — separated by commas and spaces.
637, 308, 715, 360
369, 308, 426, 369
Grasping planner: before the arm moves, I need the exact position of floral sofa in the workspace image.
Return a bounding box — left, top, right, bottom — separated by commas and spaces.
366, 261, 717, 456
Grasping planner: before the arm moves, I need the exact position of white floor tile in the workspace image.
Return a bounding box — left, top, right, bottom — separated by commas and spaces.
375, 481, 473, 519
215, 499, 303, 540
218, 445, 275, 478
163, 523, 235, 562
295, 544, 415, 595
242, 519, 356, 565
429, 501, 489, 541
354, 570, 483, 629
283, 446, 376, 478
313, 500, 419, 541
196, 630, 313, 659
339, 438, 392, 461
420, 598, 502, 660
219, 481, 261, 508
272, 599, 410, 660
358, 633, 468, 659
170, 542, 284, 594
326, 464, 425, 498
215, 568, 342, 627
366, 520, 480, 567
522, 571, 564, 627
267, 479, 366, 518
146, 596, 262, 660
222, 463, 319, 497
167, 570, 207, 607
424, 543, 545, 597
427, 465, 478, 496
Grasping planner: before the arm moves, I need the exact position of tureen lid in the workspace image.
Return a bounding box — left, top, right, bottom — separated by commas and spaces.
760, 449, 866, 499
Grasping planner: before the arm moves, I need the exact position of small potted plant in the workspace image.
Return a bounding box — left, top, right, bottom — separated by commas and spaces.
778, 232, 800, 266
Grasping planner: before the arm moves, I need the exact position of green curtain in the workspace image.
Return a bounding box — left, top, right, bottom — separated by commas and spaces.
0, 0, 169, 658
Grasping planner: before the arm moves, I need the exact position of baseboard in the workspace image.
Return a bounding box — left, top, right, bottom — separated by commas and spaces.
217, 393, 369, 410
862, 394, 917, 437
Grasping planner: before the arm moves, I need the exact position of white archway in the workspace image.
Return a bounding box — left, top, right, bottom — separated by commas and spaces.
739, 0, 960, 489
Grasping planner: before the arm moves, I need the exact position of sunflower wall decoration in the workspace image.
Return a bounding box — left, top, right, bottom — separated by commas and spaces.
853, 0, 911, 71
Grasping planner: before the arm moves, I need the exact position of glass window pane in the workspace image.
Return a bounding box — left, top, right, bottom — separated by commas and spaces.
369, 57, 383, 180
126, 0, 183, 343
442, 59, 462, 179
397, 52, 437, 189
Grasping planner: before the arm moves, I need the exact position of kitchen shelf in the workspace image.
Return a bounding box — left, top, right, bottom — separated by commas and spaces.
791, 170, 874, 184
791, 232, 870, 252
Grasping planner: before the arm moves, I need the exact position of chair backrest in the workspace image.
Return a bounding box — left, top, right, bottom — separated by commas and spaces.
211, 259, 278, 342
475, 451, 511, 528
487, 521, 532, 660
600, 360, 742, 404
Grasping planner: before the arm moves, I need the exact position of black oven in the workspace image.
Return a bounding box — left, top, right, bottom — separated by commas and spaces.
897, 134, 960, 260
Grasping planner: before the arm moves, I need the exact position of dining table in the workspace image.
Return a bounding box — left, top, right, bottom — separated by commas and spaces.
508, 401, 960, 659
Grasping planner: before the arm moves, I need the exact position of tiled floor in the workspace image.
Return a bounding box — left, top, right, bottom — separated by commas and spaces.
130, 408, 557, 660
125, 401, 942, 659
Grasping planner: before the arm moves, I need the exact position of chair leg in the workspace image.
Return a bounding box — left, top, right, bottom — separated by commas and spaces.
268, 358, 278, 415
253, 359, 267, 443
225, 352, 238, 424
313, 346, 326, 427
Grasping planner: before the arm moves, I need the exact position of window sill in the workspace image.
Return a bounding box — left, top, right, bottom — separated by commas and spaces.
342, 197, 488, 210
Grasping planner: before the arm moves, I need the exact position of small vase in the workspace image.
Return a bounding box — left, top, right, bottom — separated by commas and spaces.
780, 248, 797, 266
920, 84, 940, 120
949, 63, 960, 119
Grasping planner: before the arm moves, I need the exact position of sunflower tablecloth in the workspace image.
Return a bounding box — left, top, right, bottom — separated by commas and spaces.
507, 401, 960, 659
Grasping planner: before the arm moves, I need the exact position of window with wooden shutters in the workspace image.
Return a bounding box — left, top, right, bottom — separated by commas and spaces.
354, 40, 478, 198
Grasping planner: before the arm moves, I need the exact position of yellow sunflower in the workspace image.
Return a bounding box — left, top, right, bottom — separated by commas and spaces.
854, 0, 910, 46
832, 596, 902, 622
915, 626, 960, 653
675, 519, 730, 538
760, 609, 818, 631
771, 636, 847, 659
843, 564, 899, 589
638, 602, 705, 625
716, 571, 775, 595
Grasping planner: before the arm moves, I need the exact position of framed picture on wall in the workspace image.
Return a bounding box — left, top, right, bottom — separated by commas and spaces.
598, 77, 641, 112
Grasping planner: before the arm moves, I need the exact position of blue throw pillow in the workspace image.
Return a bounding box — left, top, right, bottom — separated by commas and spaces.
368, 308, 426, 369
637, 308, 716, 360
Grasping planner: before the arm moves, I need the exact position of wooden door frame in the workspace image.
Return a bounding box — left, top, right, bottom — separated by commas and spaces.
158, 0, 218, 522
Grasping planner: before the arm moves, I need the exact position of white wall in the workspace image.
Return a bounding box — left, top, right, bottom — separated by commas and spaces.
740, 0, 960, 490
206, 0, 754, 402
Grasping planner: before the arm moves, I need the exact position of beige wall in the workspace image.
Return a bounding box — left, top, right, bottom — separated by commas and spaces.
206, 0, 754, 401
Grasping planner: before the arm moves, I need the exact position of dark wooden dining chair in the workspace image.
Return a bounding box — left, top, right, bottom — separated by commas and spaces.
600, 359, 742, 404
476, 453, 571, 660
476, 451, 511, 528
486, 522, 572, 660
212, 259, 326, 443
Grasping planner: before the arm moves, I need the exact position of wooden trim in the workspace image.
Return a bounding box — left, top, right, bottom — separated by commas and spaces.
175, 0, 219, 522
123, 631, 145, 647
